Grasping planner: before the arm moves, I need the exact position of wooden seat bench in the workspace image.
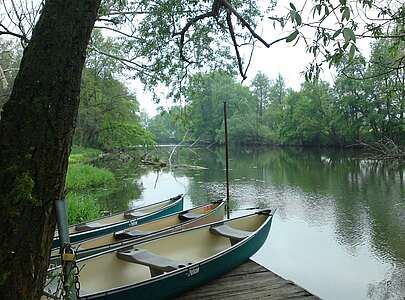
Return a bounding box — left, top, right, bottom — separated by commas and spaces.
117, 247, 192, 277
178, 211, 203, 222
75, 222, 103, 232
210, 224, 252, 245
113, 230, 154, 240
124, 210, 148, 219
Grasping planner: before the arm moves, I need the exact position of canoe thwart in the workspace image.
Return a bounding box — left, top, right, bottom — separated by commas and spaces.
116, 247, 192, 277
210, 224, 252, 245
75, 222, 103, 232
178, 212, 204, 222
113, 230, 154, 240
124, 210, 148, 220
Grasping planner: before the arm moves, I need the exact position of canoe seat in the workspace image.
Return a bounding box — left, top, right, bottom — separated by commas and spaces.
210, 224, 252, 245
113, 230, 154, 240
178, 211, 203, 221
75, 222, 103, 232
117, 247, 192, 277
124, 210, 148, 219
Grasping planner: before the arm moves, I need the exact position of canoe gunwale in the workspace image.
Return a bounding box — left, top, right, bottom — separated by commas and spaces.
73, 194, 184, 227
79, 209, 274, 299
52, 195, 184, 246
50, 199, 225, 260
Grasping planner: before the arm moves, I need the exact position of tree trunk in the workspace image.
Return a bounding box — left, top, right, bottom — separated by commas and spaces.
0, 1, 100, 299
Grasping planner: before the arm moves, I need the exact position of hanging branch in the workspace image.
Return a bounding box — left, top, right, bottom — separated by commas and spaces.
221, 0, 270, 47
172, 11, 215, 63
226, 12, 246, 80
172, 0, 271, 79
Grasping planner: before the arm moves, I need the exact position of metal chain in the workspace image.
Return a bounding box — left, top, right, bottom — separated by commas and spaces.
60, 244, 80, 300
73, 260, 81, 299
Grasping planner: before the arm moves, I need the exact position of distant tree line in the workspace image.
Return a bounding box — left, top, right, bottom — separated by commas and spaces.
148, 37, 404, 147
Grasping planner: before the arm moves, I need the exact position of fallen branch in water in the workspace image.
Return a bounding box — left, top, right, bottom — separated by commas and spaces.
171, 164, 208, 170
141, 159, 167, 167
168, 129, 189, 168
354, 138, 405, 160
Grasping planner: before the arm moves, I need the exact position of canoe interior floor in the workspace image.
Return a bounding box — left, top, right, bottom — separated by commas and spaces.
172, 260, 319, 300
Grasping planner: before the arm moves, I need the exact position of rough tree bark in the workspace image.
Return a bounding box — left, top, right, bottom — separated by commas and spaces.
0, 1, 101, 299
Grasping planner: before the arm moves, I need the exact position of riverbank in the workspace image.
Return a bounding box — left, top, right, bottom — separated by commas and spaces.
66, 147, 117, 223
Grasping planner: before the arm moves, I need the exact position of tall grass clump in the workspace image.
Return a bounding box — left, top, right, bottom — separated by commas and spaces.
68, 192, 102, 224
66, 164, 115, 190
66, 162, 116, 224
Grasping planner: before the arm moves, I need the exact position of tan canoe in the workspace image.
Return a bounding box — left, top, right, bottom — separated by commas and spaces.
50, 200, 225, 264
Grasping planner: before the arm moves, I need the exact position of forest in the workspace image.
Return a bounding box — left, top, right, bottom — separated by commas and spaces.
149, 36, 405, 147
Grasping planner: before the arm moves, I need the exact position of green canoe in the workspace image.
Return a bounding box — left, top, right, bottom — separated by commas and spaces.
52, 195, 184, 248
44, 209, 273, 300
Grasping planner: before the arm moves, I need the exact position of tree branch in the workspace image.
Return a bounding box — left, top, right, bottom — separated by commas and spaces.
221, 0, 270, 48
172, 11, 215, 63
226, 12, 245, 80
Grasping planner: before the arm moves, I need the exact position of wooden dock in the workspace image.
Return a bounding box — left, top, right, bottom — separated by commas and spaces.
173, 260, 319, 300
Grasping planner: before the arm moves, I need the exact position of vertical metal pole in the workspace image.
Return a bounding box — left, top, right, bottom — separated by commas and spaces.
55, 197, 77, 300
224, 102, 230, 219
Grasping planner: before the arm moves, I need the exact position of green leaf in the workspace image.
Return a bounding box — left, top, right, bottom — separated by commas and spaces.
290, 3, 296, 10
348, 44, 356, 61
332, 29, 341, 39
341, 7, 350, 21
343, 28, 355, 43
286, 30, 299, 43
295, 12, 302, 25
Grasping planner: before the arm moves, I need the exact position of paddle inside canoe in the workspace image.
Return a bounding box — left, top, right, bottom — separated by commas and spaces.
52, 194, 184, 248
44, 210, 273, 300
49, 200, 225, 263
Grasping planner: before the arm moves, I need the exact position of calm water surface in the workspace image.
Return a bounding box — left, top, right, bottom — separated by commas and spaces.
99, 147, 405, 300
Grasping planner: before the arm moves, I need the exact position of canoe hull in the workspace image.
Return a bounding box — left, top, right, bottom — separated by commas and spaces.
52, 197, 183, 248
82, 213, 272, 300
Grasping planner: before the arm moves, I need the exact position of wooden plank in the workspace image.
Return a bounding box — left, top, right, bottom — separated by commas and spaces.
173, 260, 319, 300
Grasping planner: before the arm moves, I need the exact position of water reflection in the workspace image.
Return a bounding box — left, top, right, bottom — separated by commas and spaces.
176, 147, 405, 299
98, 147, 405, 299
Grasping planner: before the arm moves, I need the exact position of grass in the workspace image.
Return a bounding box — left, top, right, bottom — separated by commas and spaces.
66, 164, 116, 190
69, 146, 102, 164
67, 192, 102, 224
66, 157, 116, 223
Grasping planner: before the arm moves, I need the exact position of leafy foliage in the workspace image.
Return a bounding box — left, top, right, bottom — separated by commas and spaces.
186, 71, 257, 144
148, 107, 188, 143
75, 33, 155, 149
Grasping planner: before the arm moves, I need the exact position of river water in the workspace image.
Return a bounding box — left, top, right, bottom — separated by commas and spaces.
98, 146, 405, 300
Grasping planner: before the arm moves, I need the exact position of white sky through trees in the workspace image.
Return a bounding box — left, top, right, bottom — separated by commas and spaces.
0, 0, 376, 117
131, 0, 373, 117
